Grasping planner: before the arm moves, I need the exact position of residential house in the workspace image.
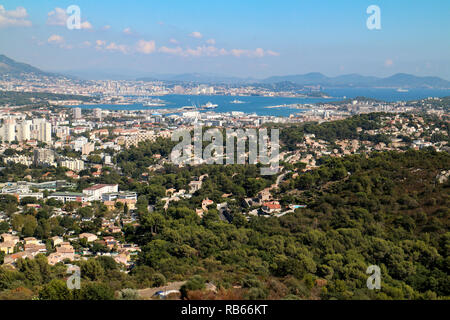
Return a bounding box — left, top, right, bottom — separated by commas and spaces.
3, 251, 37, 266
103, 236, 118, 249
51, 236, 64, 247
79, 233, 98, 243
108, 226, 122, 234
262, 201, 282, 214
0, 241, 16, 255
202, 198, 214, 211
23, 237, 40, 245
47, 242, 75, 265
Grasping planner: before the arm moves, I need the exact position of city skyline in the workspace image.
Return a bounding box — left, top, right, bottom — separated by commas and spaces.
0, 0, 449, 79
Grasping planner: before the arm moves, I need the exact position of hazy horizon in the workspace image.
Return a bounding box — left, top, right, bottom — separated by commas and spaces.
1, 0, 449, 79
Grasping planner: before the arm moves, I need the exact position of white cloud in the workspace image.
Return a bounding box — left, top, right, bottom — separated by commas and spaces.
96, 40, 107, 47
102, 25, 111, 30
47, 7, 67, 26
95, 40, 128, 54
159, 45, 226, 57
0, 5, 32, 27
80, 21, 93, 30
230, 49, 245, 57
206, 39, 216, 45
189, 31, 203, 39
169, 38, 178, 44
253, 48, 265, 58
159, 46, 184, 55
189, 46, 227, 57
156, 44, 279, 59
48, 34, 64, 44
123, 27, 132, 35
266, 50, 280, 57
92, 36, 277, 59
47, 7, 92, 29
230, 48, 279, 58
106, 42, 128, 54
136, 40, 156, 54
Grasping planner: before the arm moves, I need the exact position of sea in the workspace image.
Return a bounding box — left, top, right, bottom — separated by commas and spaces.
68, 88, 450, 117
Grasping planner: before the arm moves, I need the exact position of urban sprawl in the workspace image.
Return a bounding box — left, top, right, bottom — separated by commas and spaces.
0, 78, 448, 300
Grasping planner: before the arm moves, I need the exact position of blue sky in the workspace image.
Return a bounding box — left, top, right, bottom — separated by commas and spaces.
0, 0, 449, 79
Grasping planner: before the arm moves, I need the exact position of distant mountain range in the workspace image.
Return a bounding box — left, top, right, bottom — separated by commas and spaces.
137, 72, 450, 88
1, 54, 449, 89
261, 72, 450, 89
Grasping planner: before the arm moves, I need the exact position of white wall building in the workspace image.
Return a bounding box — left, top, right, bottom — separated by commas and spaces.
59, 159, 85, 172
1, 117, 16, 142
83, 184, 119, 201
73, 108, 82, 119
17, 120, 31, 141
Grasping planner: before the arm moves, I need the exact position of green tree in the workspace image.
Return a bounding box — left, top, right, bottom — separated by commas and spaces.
39, 279, 72, 300
180, 275, 206, 299
77, 282, 115, 300
81, 259, 105, 281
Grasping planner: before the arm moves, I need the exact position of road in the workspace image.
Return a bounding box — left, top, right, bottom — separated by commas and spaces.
137, 281, 186, 300
273, 170, 291, 189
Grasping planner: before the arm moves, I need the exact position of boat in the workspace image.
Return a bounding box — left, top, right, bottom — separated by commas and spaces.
396, 88, 409, 92
144, 102, 166, 107
181, 105, 197, 110
230, 99, 245, 104
201, 102, 218, 109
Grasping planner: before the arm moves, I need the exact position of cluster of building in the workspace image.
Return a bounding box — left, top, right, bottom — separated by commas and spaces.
1, 76, 322, 100
0, 117, 52, 143
284, 113, 449, 169
0, 230, 140, 267
0, 80, 448, 273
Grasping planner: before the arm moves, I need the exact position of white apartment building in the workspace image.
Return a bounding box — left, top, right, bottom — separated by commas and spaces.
39, 121, 52, 144
82, 142, 95, 155
71, 136, 89, 152
17, 120, 31, 141
59, 158, 85, 172
93, 108, 102, 119
54, 126, 70, 140
34, 148, 55, 167
83, 184, 119, 201
30, 119, 52, 144
73, 108, 82, 119
0, 117, 16, 142
124, 131, 155, 148
4, 155, 33, 166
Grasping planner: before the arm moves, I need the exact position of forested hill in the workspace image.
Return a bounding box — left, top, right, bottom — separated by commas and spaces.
132, 149, 449, 300
0, 149, 448, 300
0, 91, 96, 107
272, 149, 449, 299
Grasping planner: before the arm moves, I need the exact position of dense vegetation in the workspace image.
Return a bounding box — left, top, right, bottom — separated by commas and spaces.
277, 112, 449, 150
0, 91, 96, 106
0, 149, 448, 300
277, 113, 387, 150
